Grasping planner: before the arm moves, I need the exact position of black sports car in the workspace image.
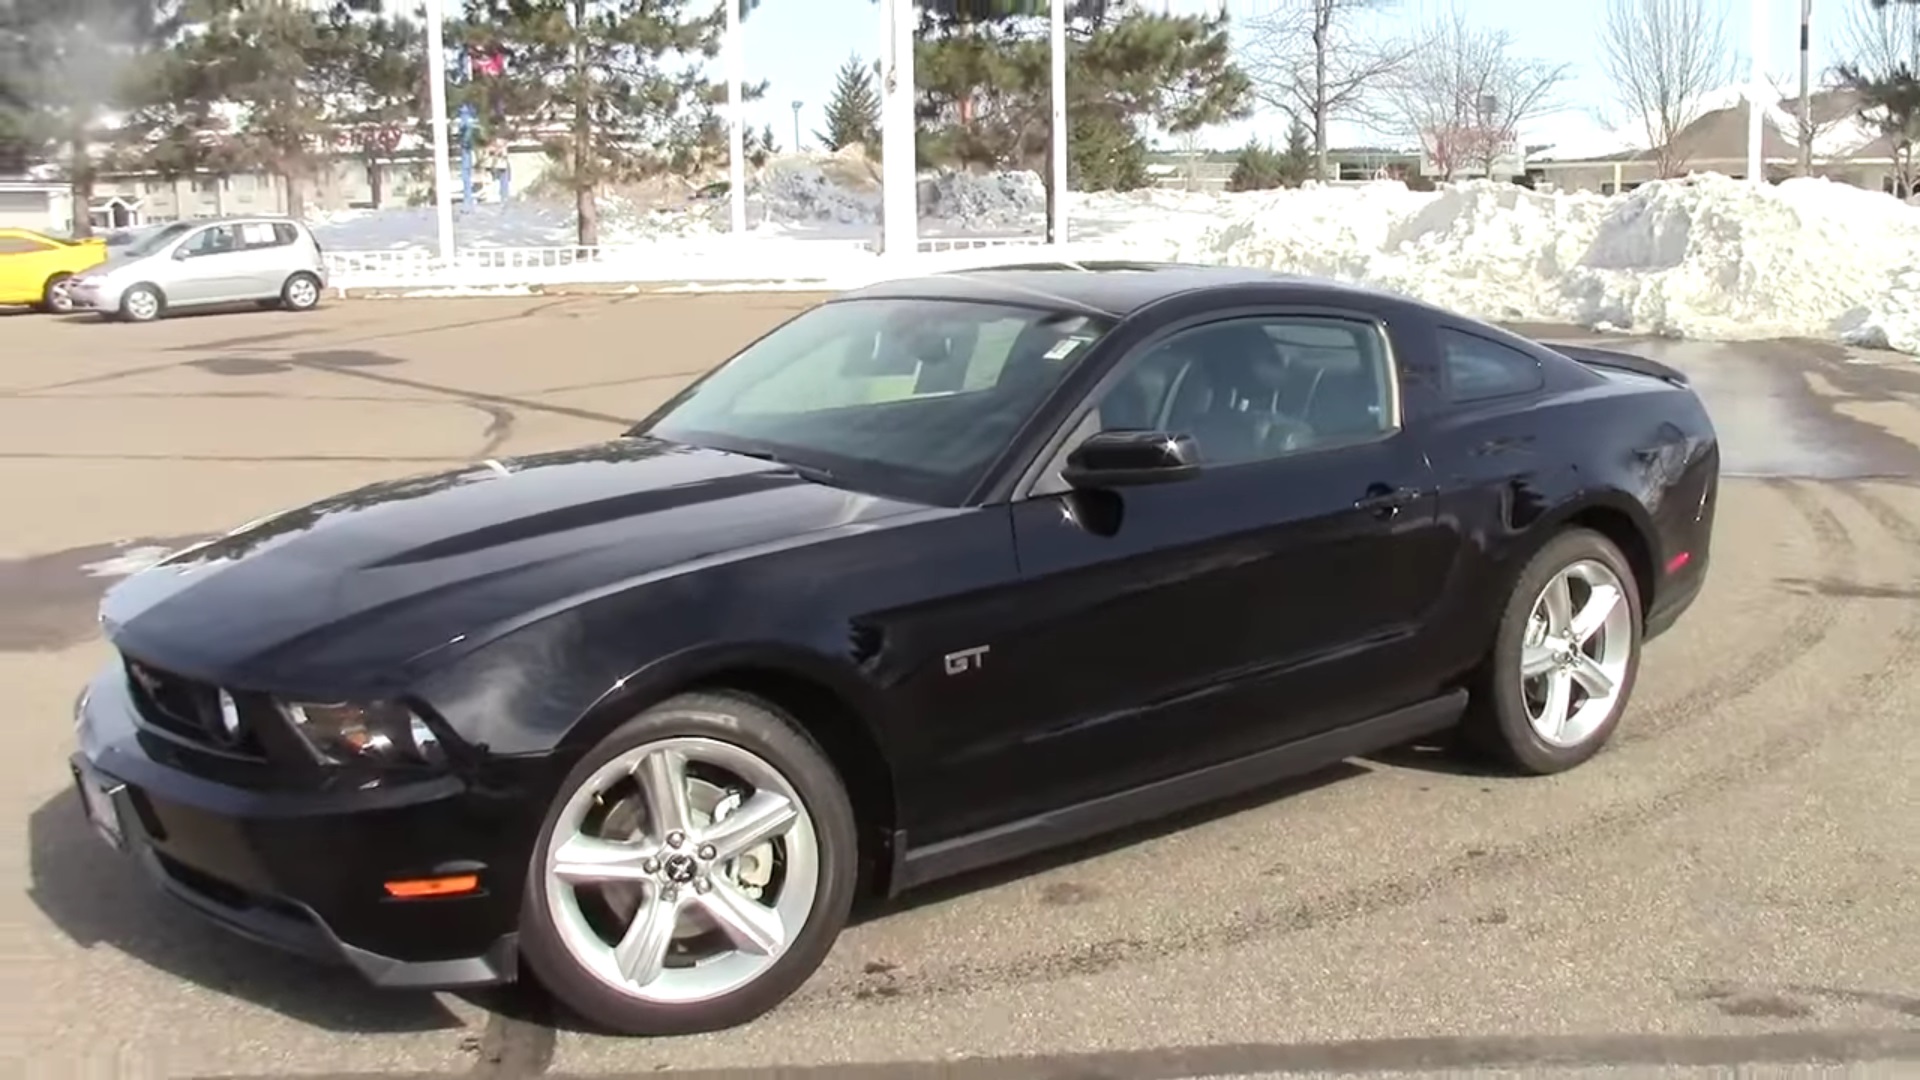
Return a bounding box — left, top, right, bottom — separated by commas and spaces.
69, 263, 1719, 1035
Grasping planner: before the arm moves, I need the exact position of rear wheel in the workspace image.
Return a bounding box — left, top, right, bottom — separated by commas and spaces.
519, 692, 858, 1035
1464, 528, 1642, 774
281, 272, 321, 312
38, 273, 74, 314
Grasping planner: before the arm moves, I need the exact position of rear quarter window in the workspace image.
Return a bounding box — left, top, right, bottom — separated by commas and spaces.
1440, 327, 1545, 402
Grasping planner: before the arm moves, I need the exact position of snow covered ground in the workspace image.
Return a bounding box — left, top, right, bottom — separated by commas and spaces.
309, 162, 1920, 357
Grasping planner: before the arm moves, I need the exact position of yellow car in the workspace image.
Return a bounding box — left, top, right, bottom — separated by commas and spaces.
0, 227, 109, 314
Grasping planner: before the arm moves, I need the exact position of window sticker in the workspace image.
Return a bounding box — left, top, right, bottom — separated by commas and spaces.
1044, 335, 1093, 361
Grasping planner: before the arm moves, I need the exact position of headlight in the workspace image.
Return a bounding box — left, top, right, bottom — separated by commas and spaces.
281, 699, 446, 766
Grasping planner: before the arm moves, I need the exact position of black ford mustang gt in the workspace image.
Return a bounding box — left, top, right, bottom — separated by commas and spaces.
70, 262, 1718, 1034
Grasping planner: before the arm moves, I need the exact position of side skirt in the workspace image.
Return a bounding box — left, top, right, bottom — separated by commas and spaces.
889, 688, 1468, 895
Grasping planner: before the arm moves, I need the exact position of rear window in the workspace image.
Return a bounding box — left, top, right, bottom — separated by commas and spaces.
1440, 327, 1544, 402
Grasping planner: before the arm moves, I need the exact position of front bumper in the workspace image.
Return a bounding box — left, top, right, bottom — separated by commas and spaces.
66, 277, 124, 313
70, 666, 534, 989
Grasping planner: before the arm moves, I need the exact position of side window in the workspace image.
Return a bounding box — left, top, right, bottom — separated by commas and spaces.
0, 235, 53, 254
1440, 327, 1544, 402
178, 224, 241, 257
237, 221, 286, 249
1076, 314, 1398, 470
271, 222, 299, 246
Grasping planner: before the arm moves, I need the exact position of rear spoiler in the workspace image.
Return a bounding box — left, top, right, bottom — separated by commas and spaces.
1551, 343, 1690, 387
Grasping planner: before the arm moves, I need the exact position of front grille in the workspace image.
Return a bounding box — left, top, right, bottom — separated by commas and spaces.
123, 656, 267, 758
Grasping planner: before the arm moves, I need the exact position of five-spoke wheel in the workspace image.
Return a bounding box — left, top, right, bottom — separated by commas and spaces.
1467, 528, 1644, 773
520, 693, 857, 1035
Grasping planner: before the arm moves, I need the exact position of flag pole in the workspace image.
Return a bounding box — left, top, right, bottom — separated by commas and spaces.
424, 0, 456, 263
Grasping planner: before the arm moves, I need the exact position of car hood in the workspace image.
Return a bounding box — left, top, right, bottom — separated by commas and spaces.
100, 437, 923, 693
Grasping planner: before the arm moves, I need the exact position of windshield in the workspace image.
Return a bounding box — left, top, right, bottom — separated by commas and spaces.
635, 297, 1114, 505
120, 221, 194, 258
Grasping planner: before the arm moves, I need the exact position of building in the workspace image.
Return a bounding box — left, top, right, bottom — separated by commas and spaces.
86, 135, 557, 226
1529, 87, 1913, 196
1147, 146, 1422, 192
0, 180, 72, 232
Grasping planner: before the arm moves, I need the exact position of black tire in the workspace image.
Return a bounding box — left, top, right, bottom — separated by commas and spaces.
519, 691, 859, 1036
1462, 527, 1643, 775
119, 283, 164, 323
38, 273, 74, 314
280, 271, 322, 311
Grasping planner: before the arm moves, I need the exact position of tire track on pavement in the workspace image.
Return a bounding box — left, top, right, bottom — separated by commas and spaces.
796, 479, 1917, 1008
1618, 476, 1851, 745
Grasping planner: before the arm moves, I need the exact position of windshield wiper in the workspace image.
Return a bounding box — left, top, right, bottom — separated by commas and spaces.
724, 448, 836, 484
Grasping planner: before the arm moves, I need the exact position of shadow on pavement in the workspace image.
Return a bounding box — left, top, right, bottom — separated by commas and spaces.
25, 787, 467, 1035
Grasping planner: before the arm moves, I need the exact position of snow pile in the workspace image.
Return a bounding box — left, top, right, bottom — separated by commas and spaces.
1145, 173, 1920, 348
310, 200, 715, 250
1841, 266, 1920, 354
749, 160, 880, 225
921, 169, 1046, 229
309, 163, 1920, 356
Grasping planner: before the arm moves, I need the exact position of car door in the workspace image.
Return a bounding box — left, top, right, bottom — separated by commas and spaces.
233, 220, 293, 297
163, 223, 249, 304
982, 309, 1457, 818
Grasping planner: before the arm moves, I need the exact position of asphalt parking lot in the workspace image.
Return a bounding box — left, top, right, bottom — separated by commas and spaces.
5, 295, 1920, 1079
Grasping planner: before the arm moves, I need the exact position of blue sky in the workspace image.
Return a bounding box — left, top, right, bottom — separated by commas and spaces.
726, 0, 1855, 154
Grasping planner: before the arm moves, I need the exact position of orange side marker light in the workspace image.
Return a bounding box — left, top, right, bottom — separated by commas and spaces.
384, 874, 480, 899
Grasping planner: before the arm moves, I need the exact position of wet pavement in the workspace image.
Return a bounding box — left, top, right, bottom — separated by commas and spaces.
2, 297, 1918, 1079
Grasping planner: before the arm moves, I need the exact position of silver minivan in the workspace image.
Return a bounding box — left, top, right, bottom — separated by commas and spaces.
68, 215, 329, 322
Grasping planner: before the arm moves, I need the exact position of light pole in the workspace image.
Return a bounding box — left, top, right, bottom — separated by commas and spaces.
1048, 0, 1066, 245
880, 0, 916, 257
1747, 0, 1767, 183
791, 100, 803, 153
1799, 0, 1813, 177
725, 0, 746, 233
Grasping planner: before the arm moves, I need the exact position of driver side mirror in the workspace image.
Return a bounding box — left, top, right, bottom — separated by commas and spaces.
1060, 430, 1201, 489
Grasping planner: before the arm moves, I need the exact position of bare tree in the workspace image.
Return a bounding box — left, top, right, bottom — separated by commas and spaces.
1838, 0, 1920, 195
1241, 0, 1419, 182
1765, 72, 1852, 176
1595, 0, 1737, 179
1386, 6, 1571, 182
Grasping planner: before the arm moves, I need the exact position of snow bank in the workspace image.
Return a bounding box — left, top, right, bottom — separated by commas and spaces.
1117, 173, 1920, 351
313, 168, 1920, 356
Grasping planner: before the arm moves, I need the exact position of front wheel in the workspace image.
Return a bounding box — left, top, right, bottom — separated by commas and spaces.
519, 692, 858, 1035
1464, 528, 1643, 774
119, 284, 163, 323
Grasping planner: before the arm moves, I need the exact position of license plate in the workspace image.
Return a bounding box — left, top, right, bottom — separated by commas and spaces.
73, 763, 127, 851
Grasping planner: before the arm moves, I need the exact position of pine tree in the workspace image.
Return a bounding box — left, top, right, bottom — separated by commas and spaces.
335, 10, 427, 209
0, 0, 179, 235
816, 54, 881, 153
460, 0, 749, 247
1841, 0, 1920, 196
118, 0, 349, 220
915, 1, 1252, 231
1280, 116, 1313, 184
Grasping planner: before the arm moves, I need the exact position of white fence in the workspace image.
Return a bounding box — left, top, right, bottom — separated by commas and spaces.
322, 234, 1058, 293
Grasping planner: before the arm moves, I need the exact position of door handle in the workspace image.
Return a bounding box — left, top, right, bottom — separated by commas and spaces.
1354, 484, 1417, 518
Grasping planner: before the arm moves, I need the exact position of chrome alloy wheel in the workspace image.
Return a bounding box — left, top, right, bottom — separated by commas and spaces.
1519, 558, 1634, 748
124, 287, 160, 321
542, 736, 819, 1005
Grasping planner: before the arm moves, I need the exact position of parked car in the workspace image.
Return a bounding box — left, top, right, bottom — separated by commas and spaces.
69, 263, 1719, 1035
65, 215, 328, 322
0, 227, 109, 313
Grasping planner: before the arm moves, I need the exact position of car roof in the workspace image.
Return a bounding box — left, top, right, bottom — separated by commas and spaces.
836, 260, 1431, 320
